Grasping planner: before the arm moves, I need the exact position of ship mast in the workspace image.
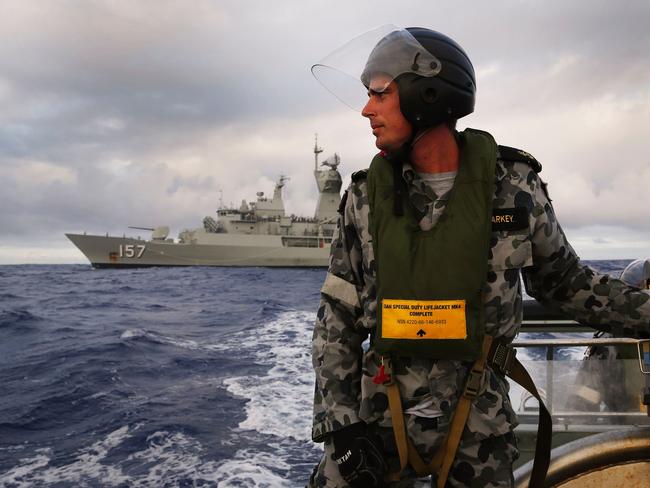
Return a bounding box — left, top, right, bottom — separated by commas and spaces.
313, 134, 342, 222
314, 133, 324, 171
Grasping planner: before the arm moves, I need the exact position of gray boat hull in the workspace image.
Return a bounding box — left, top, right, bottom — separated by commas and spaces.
66, 233, 330, 268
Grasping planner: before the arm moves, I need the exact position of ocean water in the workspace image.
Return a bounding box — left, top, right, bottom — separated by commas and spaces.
0, 260, 633, 487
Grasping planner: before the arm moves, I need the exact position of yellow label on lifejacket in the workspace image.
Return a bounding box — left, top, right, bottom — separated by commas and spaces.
381, 299, 467, 340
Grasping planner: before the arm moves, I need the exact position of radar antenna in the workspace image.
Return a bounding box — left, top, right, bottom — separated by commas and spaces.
314, 133, 324, 171
277, 175, 289, 188
321, 153, 341, 170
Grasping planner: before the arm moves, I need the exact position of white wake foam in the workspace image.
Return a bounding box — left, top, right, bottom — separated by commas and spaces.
222, 310, 315, 441
215, 310, 322, 485
0, 425, 133, 487
0, 426, 287, 487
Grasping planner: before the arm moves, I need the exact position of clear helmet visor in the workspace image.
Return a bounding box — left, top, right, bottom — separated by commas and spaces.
311, 25, 442, 111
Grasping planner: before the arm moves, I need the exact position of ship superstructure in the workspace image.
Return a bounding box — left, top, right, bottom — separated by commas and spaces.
67, 137, 344, 267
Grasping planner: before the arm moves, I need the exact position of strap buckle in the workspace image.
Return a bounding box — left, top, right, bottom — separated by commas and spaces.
490, 342, 517, 376
463, 367, 483, 399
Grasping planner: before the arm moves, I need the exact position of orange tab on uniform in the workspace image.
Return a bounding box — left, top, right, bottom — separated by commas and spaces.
381, 299, 467, 340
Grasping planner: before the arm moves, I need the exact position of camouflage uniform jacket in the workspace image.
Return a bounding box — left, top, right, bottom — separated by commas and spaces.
311, 143, 650, 443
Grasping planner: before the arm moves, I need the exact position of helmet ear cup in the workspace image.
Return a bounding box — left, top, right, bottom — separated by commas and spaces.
401, 27, 476, 129
421, 86, 438, 104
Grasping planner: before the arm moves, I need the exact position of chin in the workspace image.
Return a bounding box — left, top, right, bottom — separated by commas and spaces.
374, 138, 390, 151
374, 135, 409, 153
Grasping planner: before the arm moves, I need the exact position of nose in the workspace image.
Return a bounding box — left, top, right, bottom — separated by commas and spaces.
361, 97, 374, 119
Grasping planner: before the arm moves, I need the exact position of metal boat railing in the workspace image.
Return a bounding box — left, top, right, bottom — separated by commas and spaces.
511, 337, 650, 487
510, 336, 650, 468
512, 337, 648, 415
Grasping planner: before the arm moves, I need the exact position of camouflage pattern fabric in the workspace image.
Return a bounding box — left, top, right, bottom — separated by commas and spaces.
308, 424, 518, 487
311, 142, 650, 483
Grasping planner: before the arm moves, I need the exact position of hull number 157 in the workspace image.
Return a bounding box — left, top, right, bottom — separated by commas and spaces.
119, 244, 146, 258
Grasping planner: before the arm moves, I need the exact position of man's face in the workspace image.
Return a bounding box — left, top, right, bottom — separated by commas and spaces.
361, 74, 413, 152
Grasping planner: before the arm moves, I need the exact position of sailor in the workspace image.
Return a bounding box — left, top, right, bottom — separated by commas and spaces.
308, 26, 650, 487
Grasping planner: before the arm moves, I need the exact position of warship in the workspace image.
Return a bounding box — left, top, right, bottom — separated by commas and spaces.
67, 138, 343, 268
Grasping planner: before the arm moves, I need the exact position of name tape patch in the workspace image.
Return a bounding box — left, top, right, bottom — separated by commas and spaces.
381, 299, 467, 340
492, 207, 528, 232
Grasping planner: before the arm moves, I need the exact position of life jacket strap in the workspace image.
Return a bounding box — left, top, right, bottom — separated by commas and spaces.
382, 336, 552, 488
383, 335, 492, 483
490, 341, 551, 488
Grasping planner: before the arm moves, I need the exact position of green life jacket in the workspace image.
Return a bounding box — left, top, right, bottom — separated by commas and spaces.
368, 128, 497, 361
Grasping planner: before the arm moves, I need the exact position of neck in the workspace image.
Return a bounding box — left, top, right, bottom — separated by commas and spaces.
410, 124, 459, 173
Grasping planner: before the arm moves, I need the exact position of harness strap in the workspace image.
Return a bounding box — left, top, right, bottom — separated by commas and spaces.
384, 335, 493, 484
435, 335, 494, 487
384, 383, 432, 482
385, 371, 409, 474
382, 337, 552, 488
489, 342, 552, 488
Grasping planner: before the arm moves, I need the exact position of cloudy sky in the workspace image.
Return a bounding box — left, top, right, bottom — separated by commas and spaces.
1, 0, 649, 264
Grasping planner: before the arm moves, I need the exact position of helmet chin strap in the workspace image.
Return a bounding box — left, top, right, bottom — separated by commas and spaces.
411, 127, 434, 146
383, 125, 454, 217
384, 143, 412, 217
383, 122, 437, 217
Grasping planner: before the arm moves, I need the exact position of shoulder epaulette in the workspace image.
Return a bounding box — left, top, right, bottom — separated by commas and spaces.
497, 145, 542, 173
351, 169, 368, 182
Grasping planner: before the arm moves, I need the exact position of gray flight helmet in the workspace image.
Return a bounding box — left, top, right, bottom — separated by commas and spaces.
361, 27, 476, 130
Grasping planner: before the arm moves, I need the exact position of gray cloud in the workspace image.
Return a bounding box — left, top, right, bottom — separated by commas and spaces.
1, 0, 649, 263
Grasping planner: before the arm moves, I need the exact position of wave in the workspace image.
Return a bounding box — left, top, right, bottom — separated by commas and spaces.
211, 310, 323, 485
0, 424, 305, 487
0, 309, 41, 329
211, 445, 297, 488
222, 310, 315, 441
0, 425, 133, 487
120, 328, 229, 353
0, 292, 21, 300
